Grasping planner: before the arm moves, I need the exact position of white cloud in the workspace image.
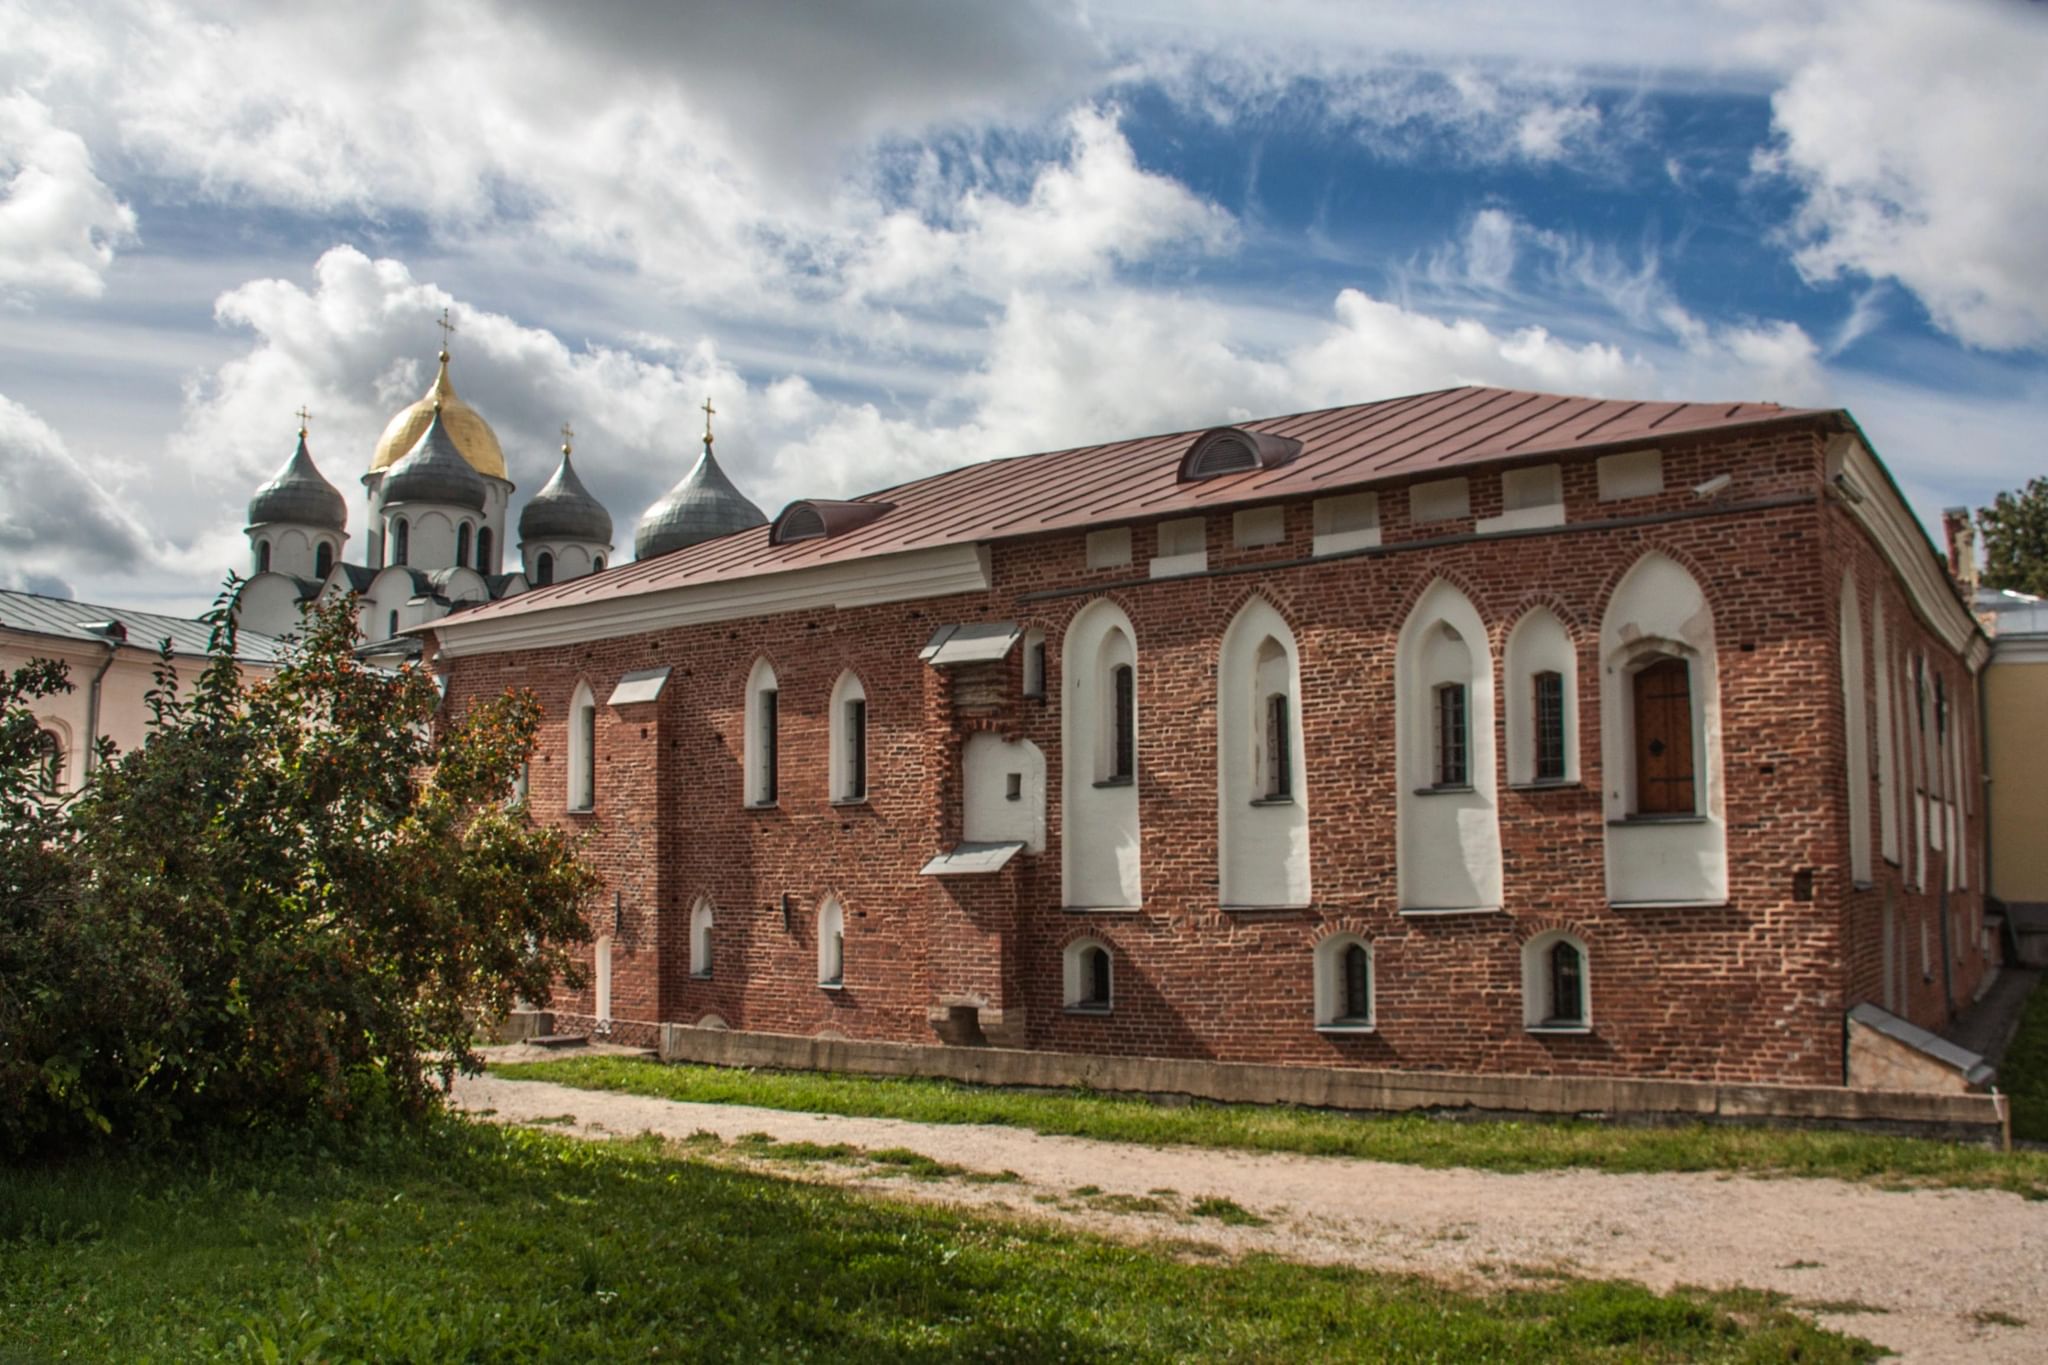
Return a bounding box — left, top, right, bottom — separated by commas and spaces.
0, 391, 151, 590
1753, 0, 2048, 350
0, 92, 135, 299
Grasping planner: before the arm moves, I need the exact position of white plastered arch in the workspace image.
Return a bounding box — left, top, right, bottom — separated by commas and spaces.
1218, 597, 1310, 907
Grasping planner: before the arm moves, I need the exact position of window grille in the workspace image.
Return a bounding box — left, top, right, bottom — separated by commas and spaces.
1264, 693, 1292, 798
1433, 683, 1468, 787
1533, 670, 1566, 781
1548, 940, 1584, 1024
847, 698, 867, 800
1111, 664, 1135, 782
761, 689, 779, 803
1341, 943, 1370, 1022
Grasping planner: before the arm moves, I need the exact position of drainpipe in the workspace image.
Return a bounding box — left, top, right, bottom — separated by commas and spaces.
79, 620, 125, 777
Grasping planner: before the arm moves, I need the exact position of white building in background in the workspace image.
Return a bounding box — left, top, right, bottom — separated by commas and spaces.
234, 345, 767, 655
2, 590, 281, 793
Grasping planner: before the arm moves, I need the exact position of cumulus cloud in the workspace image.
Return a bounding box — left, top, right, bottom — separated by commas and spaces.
0, 92, 135, 299
0, 392, 151, 590
1753, 0, 2048, 350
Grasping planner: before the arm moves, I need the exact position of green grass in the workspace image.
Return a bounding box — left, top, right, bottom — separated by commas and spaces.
493, 1054, 2048, 1197
0, 1121, 1874, 1362
1997, 971, 2048, 1143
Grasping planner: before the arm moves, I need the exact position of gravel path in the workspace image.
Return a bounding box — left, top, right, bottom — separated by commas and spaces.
453, 1071, 2048, 1363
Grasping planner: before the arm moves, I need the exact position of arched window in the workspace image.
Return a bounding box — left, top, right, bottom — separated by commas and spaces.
1063, 938, 1113, 1011
1600, 553, 1726, 905
1396, 583, 1501, 912
456, 522, 472, 568
829, 671, 868, 802
535, 551, 554, 587
1062, 600, 1141, 910
387, 610, 400, 639
567, 681, 596, 812
392, 518, 409, 566
1220, 599, 1309, 908
315, 542, 334, 579
1523, 932, 1589, 1031
592, 555, 605, 573
689, 899, 714, 979
256, 539, 271, 573
1506, 608, 1576, 785
818, 897, 844, 987
1313, 935, 1374, 1030
477, 527, 493, 574
1022, 627, 1047, 698
31, 726, 63, 791
744, 659, 779, 806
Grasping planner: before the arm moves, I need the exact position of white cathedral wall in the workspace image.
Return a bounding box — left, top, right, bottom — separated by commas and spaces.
522, 540, 604, 583
1218, 597, 1310, 907
237, 573, 314, 638
1599, 551, 1729, 906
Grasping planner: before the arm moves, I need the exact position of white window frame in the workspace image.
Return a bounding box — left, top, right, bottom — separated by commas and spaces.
1062, 937, 1113, 1011
743, 658, 779, 807
1313, 935, 1375, 1031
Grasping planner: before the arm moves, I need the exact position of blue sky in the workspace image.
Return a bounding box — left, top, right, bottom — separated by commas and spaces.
1, 0, 2043, 614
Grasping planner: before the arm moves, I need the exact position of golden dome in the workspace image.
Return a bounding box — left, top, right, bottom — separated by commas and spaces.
368, 352, 508, 481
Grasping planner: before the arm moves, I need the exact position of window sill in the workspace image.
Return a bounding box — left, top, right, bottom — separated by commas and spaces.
1607, 814, 1707, 826
1527, 1024, 1592, 1036
1413, 784, 1475, 796
1399, 904, 1503, 918
1609, 899, 1729, 910
1508, 779, 1580, 792
830, 796, 870, 807
1064, 1004, 1112, 1016
819, 981, 844, 993
690, 970, 712, 981
1248, 795, 1295, 807
1023, 691, 1047, 703
1093, 776, 1134, 789
744, 800, 780, 812
566, 805, 595, 816
1316, 1022, 1376, 1035
1063, 904, 1142, 915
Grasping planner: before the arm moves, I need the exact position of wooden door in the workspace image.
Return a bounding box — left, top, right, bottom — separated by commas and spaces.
1633, 658, 1696, 814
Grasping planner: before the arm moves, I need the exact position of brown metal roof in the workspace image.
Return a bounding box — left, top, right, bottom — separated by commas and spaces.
443, 384, 1831, 627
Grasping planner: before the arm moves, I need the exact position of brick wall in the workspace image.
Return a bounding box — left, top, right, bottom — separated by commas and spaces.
441, 423, 1987, 1085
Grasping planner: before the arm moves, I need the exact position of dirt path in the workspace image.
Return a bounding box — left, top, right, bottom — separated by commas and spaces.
453, 1071, 2048, 1363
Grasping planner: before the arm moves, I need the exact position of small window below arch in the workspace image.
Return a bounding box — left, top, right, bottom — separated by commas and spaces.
1523, 933, 1590, 1032
1022, 628, 1047, 698
689, 900, 714, 979
456, 522, 472, 568
818, 898, 845, 987
1103, 663, 1135, 784
315, 542, 334, 578
592, 554, 605, 573
392, 518, 409, 566
387, 610, 400, 639
1532, 670, 1566, 782
1432, 681, 1468, 788
477, 527, 493, 574
256, 539, 271, 573
1262, 692, 1292, 799
1314, 936, 1374, 1030
535, 551, 554, 587
1063, 939, 1113, 1012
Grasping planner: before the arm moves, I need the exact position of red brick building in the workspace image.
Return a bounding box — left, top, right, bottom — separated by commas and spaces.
428, 386, 1991, 1087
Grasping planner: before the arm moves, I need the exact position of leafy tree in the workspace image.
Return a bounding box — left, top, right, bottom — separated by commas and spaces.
0, 587, 595, 1156
1979, 477, 2048, 597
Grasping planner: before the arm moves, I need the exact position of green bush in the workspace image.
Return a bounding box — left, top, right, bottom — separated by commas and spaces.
0, 587, 597, 1157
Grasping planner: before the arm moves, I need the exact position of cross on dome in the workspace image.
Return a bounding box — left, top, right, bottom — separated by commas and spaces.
294, 405, 312, 435
561, 421, 575, 454
701, 396, 715, 446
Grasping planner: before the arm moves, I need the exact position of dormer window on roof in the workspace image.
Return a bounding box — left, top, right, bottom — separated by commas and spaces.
1179, 427, 1304, 482
768, 499, 894, 546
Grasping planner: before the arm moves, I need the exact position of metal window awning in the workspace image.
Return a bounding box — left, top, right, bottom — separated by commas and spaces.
920, 622, 1021, 667
607, 666, 672, 706
919, 840, 1026, 876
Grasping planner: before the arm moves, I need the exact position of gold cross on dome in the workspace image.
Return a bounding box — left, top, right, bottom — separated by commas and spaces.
436, 306, 457, 346
701, 396, 716, 445
560, 421, 575, 453
294, 405, 312, 433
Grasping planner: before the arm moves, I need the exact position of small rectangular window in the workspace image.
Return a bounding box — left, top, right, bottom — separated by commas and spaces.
1006, 772, 1023, 801
847, 698, 867, 800
1533, 671, 1566, 782
1111, 664, 1135, 782
761, 689, 779, 803
1433, 682, 1467, 787
1264, 693, 1292, 799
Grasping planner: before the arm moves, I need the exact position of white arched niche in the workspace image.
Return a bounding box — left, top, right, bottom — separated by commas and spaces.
1313, 934, 1374, 1030
1840, 572, 1873, 885
1218, 598, 1310, 907
1873, 603, 1899, 865
1599, 552, 1728, 905
1522, 930, 1590, 1031
1505, 608, 1578, 786
828, 670, 868, 802
1395, 581, 1502, 912
689, 898, 714, 978
1062, 599, 1142, 909
964, 734, 1046, 851
743, 659, 779, 807
817, 897, 845, 987
566, 680, 596, 812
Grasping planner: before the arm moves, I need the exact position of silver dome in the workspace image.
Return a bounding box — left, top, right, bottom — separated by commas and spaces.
382, 408, 487, 511
519, 448, 612, 545
247, 430, 347, 531
634, 443, 767, 560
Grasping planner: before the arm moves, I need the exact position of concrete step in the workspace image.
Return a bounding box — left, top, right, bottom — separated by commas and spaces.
526, 1033, 590, 1050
